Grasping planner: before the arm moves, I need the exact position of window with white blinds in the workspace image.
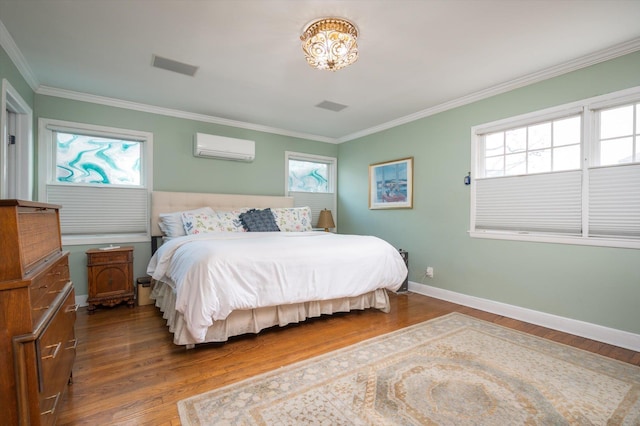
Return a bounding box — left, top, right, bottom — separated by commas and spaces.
285, 151, 337, 230
38, 118, 153, 245
470, 86, 640, 249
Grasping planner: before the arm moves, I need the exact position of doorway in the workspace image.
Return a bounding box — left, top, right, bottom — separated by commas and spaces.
1, 78, 33, 200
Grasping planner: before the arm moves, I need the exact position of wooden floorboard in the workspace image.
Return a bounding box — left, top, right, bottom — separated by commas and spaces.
56, 292, 639, 425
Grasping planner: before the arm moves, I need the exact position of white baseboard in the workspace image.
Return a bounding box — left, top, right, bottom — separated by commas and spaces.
408, 281, 640, 352
76, 294, 88, 308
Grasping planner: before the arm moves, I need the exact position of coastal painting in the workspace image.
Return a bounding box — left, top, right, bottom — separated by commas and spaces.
369, 157, 413, 209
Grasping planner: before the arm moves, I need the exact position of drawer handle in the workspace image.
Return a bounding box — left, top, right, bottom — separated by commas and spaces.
66, 338, 78, 350
66, 304, 80, 313
40, 392, 61, 416
47, 289, 64, 295
33, 305, 50, 311
41, 342, 62, 360
38, 284, 49, 289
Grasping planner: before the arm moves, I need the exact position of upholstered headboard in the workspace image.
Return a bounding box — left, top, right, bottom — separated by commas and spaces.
150, 191, 294, 237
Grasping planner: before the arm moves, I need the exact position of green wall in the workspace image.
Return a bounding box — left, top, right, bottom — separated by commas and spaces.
33, 96, 337, 296
338, 51, 640, 334
4, 41, 640, 336
0, 45, 34, 108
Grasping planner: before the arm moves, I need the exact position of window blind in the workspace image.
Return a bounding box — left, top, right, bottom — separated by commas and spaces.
289, 191, 335, 227
589, 163, 640, 238
46, 185, 148, 235
475, 171, 582, 235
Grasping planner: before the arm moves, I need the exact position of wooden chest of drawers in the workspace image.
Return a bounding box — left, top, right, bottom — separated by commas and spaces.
0, 200, 77, 426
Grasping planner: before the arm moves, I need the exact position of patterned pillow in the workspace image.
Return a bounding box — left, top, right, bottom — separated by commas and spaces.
182, 210, 222, 235
272, 207, 313, 232
239, 208, 280, 232
212, 209, 248, 232
159, 207, 215, 237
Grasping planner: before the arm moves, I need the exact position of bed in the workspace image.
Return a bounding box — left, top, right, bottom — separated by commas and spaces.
146, 191, 408, 347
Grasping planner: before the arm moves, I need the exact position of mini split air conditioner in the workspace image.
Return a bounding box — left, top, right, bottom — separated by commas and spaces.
193, 133, 255, 162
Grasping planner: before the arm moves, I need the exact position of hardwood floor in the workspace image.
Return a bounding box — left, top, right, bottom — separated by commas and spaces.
57, 292, 640, 425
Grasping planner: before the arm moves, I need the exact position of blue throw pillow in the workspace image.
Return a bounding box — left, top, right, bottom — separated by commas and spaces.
239, 208, 280, 232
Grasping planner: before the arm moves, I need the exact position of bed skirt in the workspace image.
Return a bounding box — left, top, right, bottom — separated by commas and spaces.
151, 280, 391, 346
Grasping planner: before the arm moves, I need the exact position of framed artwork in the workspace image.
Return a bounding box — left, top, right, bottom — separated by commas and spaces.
369, 157, 413, 209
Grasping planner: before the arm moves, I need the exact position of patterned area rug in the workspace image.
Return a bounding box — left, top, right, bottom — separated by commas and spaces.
178, 313, 640, 425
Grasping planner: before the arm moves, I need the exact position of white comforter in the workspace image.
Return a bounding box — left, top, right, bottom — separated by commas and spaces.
147, 232, 407, 342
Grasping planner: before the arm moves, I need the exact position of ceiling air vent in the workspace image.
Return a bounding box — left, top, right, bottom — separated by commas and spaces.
315, 100, 348, 112
151, 54, 198, 77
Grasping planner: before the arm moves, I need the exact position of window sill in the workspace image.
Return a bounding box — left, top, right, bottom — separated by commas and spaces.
469, 230, 640, 250
62, 233, 149, 246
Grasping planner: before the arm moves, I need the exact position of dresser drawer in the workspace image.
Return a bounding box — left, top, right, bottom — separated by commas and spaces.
37, 286, 77, 426
31, 256, 71, 328
87, 249, 132, 265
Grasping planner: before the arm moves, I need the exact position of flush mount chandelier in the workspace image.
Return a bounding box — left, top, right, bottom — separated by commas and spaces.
300, 17, 359, 71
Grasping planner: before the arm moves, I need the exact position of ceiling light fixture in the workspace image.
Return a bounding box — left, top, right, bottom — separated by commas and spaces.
300, 17, 359, 71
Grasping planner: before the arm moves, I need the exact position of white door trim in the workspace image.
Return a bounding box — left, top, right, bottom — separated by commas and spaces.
1, 78, 33, 199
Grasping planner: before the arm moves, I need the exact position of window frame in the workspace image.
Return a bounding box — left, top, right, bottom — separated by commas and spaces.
480, 114, 583, 177
38, 118, 153, 245
470, 86, 640, 249
284, 151, 337, 230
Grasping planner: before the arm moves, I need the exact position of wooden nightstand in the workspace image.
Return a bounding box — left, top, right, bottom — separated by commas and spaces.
86, 246, 134, 313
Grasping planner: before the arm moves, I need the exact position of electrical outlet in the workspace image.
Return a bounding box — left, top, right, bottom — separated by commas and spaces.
426, 267, 434, 278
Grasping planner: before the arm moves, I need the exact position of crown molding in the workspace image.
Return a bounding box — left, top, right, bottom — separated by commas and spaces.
36, 86, 337, 144
0, 19, 39, 91
338, 37, 640, 143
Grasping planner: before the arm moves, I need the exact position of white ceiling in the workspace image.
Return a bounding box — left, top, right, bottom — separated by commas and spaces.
1, 0, 640, 143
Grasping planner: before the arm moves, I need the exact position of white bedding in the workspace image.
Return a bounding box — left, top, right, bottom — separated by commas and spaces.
147, 231, 407, 343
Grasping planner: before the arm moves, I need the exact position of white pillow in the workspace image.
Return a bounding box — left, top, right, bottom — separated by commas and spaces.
158, 207, 214, 238
271, 207, 313, 232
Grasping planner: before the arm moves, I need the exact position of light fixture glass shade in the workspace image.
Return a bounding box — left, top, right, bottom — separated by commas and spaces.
300, 18, 358, 71
316, 209, 336, 231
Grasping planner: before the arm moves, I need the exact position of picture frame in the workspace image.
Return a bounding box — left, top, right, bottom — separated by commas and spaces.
369, 157, 413, 209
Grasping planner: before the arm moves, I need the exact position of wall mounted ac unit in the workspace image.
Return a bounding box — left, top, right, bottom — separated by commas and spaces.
193, 133, 255, 162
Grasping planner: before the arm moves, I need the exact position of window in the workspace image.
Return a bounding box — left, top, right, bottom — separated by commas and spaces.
597, 103, 639, 165
38, 119, 153, 245
470, 86, 640, 249
285, 152, 337, 229
289, 159, 329, 192
482, 115, 581, 177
